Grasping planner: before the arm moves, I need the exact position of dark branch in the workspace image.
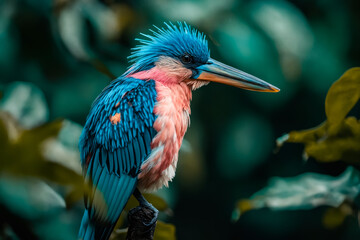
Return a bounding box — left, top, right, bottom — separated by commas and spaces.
126, 205, 158, 240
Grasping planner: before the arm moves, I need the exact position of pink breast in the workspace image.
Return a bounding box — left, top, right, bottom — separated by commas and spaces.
137, 81, 192, 192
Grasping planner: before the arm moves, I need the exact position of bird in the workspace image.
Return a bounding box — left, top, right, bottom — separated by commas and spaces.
78, 22, 279, 240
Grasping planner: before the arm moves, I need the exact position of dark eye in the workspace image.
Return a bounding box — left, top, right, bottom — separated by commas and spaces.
181, 54, 193, 64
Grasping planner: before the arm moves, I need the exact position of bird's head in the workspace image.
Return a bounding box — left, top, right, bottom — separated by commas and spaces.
125, 22, 279, 92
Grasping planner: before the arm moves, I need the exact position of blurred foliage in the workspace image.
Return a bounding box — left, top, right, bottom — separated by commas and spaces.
0, 113, 82, 187
0, 82, 48, 128
1, 0, 360, 239
322, 203, 354, 229
0, 81, 85, 239
234, 167, 360, 220
235, 68, 360, 230
278, 68, 360, 164
0, 81, 174, 239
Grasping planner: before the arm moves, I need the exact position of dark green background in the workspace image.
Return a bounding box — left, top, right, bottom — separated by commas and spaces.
1, 0, 360, 239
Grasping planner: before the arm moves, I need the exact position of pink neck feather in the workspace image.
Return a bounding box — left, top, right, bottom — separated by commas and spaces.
131, 65, 193, 192
128, 56, 193, 85
129, 67, 175, 84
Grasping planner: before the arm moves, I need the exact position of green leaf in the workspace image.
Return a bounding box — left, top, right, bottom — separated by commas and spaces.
248, 0, 313, 61
0, 113, 63, 173
110, 229, 127, 240
0, 113, 89, 207
325, 68, 360, 126
0, 82, 49, 128
278, 117, 360, 163
0, 177, 65, 220
42, 119, 83, 174
154, 221, 176, 240
233, 167, 360, 221
304, 118, 360, 163
124, 193, 169, 212
322, 203, 353, 229
277, 68, 360, 164
285, 121, 327, 144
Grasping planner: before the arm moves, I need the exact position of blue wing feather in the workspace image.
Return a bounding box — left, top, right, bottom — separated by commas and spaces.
78, 77, 158, 240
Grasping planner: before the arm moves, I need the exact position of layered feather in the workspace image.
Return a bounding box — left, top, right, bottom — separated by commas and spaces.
78, 78, 158, 240
125, 22, 210, 75
79, 22, 209, 240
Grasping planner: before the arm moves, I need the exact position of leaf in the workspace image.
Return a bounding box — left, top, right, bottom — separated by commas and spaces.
304, 120, 360, 163
57, 2, 93, 61
285, 121, 327, 144
154, 221, 176, 240
278, 117, 360, 163
0, 176, 65, 220
110, 229, 127, 240
124, 194, 169, 212
0, 113, 93, 239
325, 68, 360, 126
42, 119, 83, 174
277, 68, 360, 163
233, 167, 360, 221
0, 113, 89, 206
0, 176, 81, 240
0, 82, 49, 129
56, 1, 128, 62
0, 112, 63, 172
322, 203, 353, 229
248, 0, 313, 61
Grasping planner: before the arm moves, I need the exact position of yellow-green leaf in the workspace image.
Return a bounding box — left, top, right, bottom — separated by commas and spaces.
285, 121, 327, 144
277, 117, 360, 164
231, 199, 254, 222
325, 67, 360, 126
110, 229, 127, 240
305, 134, 360, 163
154, 221, 176, 240
0, 113, 91, 207
124, 193, 169, 212
277, 68, 360, 164
322, 203, 353, 229
0, 113, 64, 173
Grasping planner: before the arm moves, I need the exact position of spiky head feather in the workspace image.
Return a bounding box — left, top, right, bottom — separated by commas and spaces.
125, 22, 210, 75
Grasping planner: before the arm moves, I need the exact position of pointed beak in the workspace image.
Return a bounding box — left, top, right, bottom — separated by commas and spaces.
192, 58, 280, 92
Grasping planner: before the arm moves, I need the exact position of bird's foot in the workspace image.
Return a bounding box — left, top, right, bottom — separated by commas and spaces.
127, 203, 158, 240
132, 188, 159, 226
128, 204, 158, 227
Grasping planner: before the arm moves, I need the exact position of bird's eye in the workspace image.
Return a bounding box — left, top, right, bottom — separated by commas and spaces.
181, 54, 193, 64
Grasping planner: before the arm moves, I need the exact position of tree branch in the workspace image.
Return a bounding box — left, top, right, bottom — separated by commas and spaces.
126, 205, 158, 240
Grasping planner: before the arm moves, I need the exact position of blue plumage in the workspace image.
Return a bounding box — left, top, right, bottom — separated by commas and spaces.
78, 22, 208, 240
78, 77, 158, 240
125, 22, 210, 75
78, 21, 279, 240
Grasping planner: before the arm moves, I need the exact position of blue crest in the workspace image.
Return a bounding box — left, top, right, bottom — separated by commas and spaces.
125, 22, 210, 75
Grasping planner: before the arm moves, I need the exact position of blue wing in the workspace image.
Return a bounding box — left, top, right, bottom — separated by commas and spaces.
78, 77, 158, 240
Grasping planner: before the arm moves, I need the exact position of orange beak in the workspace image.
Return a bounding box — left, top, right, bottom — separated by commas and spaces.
192, 58, 280, 92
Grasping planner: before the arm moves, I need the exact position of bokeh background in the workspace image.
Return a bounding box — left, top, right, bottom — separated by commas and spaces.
1, 0, 360, 239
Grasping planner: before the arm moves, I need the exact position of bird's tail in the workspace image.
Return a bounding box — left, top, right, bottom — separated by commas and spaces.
78, 210, 115, 240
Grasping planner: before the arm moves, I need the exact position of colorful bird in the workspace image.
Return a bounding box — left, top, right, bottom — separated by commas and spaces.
78, 22, 279, 240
